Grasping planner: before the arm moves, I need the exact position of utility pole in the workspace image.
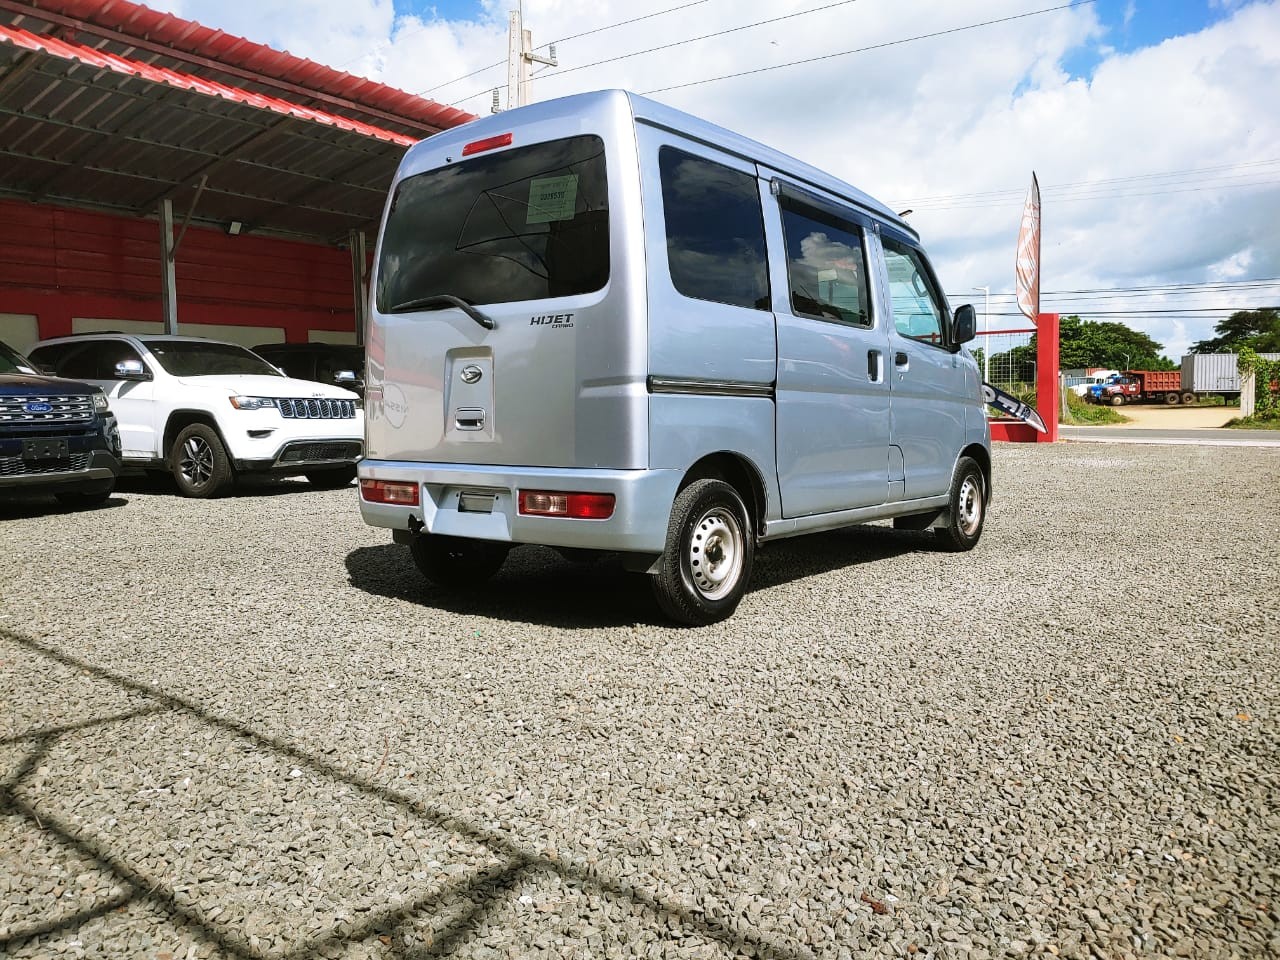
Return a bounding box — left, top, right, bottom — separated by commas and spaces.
506, 3, 557, 109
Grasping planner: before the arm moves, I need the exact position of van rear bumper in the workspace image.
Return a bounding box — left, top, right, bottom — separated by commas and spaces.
357, 460, 681, 554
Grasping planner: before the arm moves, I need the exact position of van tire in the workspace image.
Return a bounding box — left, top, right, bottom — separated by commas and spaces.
410, 534, 509, 588
171, 423, 233, 498
936, 457, 985, 552
652, 479, 753, 626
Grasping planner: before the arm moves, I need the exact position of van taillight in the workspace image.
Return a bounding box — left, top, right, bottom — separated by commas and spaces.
518, 490, 615, 520
462, 133, 513, 156
360, 479, 420, 506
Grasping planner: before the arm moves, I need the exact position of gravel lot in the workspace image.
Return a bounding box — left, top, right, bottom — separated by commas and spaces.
2, 442, 1278, 960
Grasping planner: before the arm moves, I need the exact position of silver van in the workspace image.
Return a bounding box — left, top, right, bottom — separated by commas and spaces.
358, 90, 990, 625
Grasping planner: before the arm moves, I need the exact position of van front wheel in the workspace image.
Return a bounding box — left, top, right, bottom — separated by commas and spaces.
652, 479, 754, 626
935, 457, 985, 553
410, 534, 509, 588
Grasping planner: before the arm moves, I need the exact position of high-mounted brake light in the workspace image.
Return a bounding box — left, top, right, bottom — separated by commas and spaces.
462, 132, 513, 156
518, 490, 615, 520
360, 479, 420, 506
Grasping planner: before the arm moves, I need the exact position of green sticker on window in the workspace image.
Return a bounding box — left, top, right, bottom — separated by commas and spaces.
527, 175, 578, 223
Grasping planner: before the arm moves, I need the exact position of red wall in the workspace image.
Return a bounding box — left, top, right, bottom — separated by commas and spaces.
0, 198, 360, 342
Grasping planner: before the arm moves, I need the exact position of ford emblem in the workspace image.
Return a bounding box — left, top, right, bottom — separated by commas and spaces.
460, 365, 483, 384
24, 401, 53, 413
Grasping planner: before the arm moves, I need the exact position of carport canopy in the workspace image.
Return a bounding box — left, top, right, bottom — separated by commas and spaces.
0, 0, 476, 335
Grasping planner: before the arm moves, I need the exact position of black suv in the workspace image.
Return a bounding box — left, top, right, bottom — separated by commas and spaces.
1, 340, 122, 507
252, 343, 365, 397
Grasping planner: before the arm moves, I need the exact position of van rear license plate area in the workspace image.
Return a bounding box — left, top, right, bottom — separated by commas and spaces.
458, 491, 498, 513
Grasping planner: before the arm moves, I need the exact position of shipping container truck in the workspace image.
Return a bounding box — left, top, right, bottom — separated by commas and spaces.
1182, 353, 1280, 397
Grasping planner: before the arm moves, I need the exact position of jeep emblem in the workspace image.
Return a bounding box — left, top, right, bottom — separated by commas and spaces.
460, 365, 483, 384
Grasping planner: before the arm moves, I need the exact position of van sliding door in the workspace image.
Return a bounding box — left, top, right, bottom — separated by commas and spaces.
768, 179, 892, 517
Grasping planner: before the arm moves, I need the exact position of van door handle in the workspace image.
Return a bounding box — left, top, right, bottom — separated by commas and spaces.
894, 351, 909, 366
867, 349, 882, 382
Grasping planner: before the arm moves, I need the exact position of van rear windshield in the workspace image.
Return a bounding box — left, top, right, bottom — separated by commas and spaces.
376, 135, 608, 311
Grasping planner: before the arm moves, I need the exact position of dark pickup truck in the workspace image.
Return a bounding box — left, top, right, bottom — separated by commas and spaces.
1, 339, 121, 507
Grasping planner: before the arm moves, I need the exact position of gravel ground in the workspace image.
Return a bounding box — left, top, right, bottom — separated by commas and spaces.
1, 442, 1278, 960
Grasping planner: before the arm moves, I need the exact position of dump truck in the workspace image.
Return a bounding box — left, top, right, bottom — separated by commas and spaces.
1094, 370, 1191, 406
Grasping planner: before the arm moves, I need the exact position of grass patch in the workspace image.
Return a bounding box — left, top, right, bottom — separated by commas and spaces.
1222, 415, 1280, 429
1061, 391, 1129, 425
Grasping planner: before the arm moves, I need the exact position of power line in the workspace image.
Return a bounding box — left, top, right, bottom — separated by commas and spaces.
450, 0, 867, 106
946, 278, 1280, 300
900, 177, 1280, 211
640, 0, 1097, 95
896, 158, 1280, 207
979, 308, 1273, 316
540, 0, 863, 82
419, 0, 713, 97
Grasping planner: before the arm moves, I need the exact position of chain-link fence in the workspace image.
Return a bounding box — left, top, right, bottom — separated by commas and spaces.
973, 329, 1036, 405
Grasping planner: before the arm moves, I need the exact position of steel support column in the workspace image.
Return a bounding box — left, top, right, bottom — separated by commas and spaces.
159, 197, 178, 335
349, 229, 368, 347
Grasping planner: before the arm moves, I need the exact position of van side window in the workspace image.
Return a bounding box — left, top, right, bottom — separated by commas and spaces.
658, 147, 769, 310
883, 239, 946, 347
780, 200, 871, 327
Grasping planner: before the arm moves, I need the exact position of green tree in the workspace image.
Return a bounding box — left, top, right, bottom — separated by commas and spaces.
1190, 308, 1280, 354
1054, 314, 1174, 370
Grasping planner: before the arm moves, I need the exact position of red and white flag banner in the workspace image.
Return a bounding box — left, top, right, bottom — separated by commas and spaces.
1015, 173, 1041, 324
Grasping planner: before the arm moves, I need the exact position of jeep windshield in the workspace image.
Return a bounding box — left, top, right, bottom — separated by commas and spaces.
0, 341, 38, 375
143, 340, 284, 378
376, 134, 609, 312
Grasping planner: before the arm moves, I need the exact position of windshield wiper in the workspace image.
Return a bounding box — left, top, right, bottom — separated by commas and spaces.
387, 294, 495, 330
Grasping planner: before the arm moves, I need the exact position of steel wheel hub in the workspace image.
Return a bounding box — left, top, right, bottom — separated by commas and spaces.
688, 508, 743, 600
957, 475, 982, 536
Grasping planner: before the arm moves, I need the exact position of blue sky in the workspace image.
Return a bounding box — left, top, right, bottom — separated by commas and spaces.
1061, 0, 1243, 77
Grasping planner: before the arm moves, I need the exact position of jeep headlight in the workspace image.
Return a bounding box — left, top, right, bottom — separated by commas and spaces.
92, 393, 109, 412
228, 396, 278, 411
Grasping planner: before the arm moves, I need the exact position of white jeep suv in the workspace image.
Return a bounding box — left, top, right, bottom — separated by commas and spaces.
29, 334, 363, 497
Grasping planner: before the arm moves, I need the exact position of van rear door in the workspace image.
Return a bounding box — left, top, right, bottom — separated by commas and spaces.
367, 132, 640, 470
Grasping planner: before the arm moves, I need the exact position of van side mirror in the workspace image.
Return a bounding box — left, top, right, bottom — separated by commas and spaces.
114, 359, 152, 381
952, 304, 976, 347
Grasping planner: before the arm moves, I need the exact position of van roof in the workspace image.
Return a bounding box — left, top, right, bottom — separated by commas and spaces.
411, 89, 917, 239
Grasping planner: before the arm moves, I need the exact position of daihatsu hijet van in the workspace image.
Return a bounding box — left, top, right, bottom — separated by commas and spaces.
358, 90, 990, 625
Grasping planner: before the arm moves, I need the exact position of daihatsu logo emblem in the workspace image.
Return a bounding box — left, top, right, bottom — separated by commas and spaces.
460, 365, 483, 384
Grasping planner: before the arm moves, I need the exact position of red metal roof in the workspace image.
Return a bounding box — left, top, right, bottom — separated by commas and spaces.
0, 22, 417, 146
0, 0, 477, 135
0, 0, 478, 244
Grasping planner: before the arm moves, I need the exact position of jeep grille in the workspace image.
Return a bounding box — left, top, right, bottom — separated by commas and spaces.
275, 398, 357, 419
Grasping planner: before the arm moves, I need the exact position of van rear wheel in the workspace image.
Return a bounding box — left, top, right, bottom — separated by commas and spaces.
936, 457, 985, 553
410, 534, 509, 588
652, 479, 754, 626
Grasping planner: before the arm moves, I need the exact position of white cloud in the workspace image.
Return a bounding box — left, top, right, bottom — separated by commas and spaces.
153, 0, 1280, 359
